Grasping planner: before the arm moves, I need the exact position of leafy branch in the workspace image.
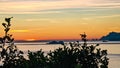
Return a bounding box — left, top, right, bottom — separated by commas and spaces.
0, 17, 25, 68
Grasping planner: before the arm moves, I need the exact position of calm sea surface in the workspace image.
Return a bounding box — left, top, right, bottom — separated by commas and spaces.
1, 41, 120, 68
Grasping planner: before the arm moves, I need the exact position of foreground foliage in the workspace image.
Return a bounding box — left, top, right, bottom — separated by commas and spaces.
0, 17, 109, 68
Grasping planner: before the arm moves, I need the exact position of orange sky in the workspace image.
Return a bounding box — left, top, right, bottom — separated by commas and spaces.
0, 0, 120, 40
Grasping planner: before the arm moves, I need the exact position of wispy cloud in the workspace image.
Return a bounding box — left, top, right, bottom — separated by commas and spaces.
80, 14, 120, 20
11, 29, 30, 33
95, 14, 120, 18
0, 10, 62, 14
0, 0, 120, 14
0, 0, 67, 2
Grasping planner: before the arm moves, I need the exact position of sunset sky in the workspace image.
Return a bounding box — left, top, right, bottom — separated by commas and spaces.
0, 0, 120, 40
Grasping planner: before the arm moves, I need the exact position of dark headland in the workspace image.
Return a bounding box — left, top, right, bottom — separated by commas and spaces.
100, 32, 120, 41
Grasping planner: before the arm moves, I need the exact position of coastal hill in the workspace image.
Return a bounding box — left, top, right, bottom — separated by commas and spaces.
100, 32, 120, 41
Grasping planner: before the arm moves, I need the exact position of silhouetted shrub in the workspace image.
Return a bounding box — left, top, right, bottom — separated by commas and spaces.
27, 49, 48, 68
46, 33, 109, 68
47, 46, 79, 68
0, 17, 26, 68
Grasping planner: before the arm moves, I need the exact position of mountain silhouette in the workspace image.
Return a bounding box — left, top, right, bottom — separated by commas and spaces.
100, 32, 120, 41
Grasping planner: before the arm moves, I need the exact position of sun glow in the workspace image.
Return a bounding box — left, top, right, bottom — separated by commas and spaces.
25, 39, 36, 41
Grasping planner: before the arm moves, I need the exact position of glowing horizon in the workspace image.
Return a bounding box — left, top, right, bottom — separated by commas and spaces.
0, 0, 120, 40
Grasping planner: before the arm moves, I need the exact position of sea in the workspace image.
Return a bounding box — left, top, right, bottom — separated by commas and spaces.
1, 41, 120, 68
